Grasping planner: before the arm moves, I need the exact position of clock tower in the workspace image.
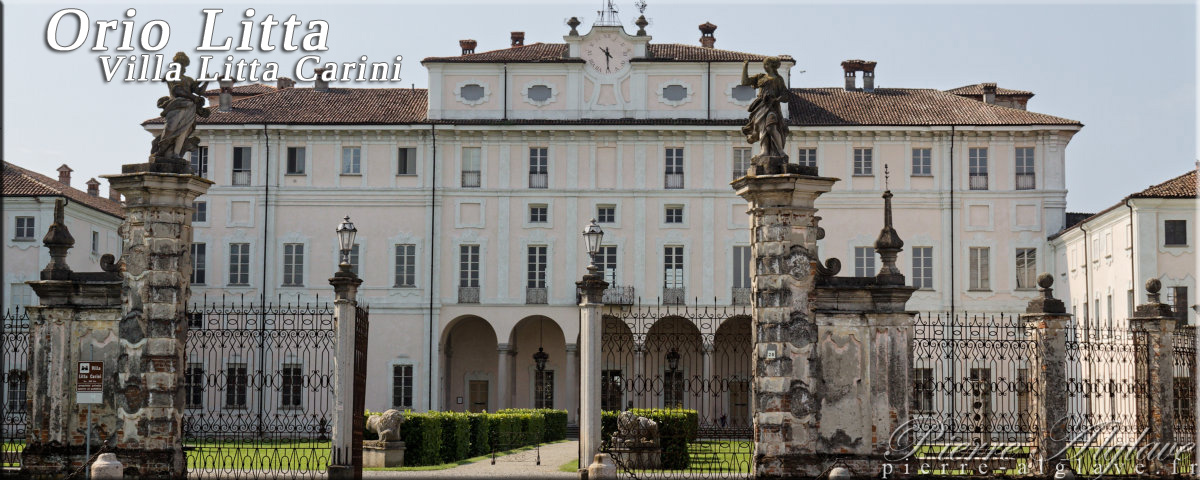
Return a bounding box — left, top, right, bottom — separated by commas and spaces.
564, 18, 651, 117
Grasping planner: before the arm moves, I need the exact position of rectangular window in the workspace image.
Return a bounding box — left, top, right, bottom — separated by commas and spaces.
190, 146, 209, 178
191, 243, 207, 285
854, 247, 876, 277
529, 205, 548, 223
732, 147, 752, 179
664, 246, 685, 304
188, 312, 203, 329
664, 205, 684, 224
394, 244, 415, 287
797, 148, 817, 168
344, 243, 359, 276
1169, 286, 1188, 323
601, 370, 623, 411
665, 148, 684, 189
9, 283, 34, 309
853, 148, 873, 175
341, 147, 361, 174
1106, 294, 1114, 330
1175, 376, 1195, 428
192, 200, 207, 223
398, 147, 417, 175
596, 245, 618, 284
282, 243, 304, 286
13, 217, 34, 240
912, 368, 933, 414
970, 247, 991, 291
280, 363, 302, 408
286, 147, 306, 174
912, 148, 931, 176
184, 363, 204, 409
597, 205, 616, 224
733, 246, 751, 305
912, 246, 933, 289
6, 370, 27, 412
664, 368, 684, 408
1165, 220, 1187, 246
1015, 147, 1035, 190
1015, 248, 1037, 290
462, 147, 481, 187
534, 370, 554, 409
968, 147, 988, 190
91, 231, 99, 255
529, 147, 548, 188
968, 368, 993, 432
527, 246, 547, 289
232, 147, 251, 185
1128, 289, 1135, 318
392, 365, 414, 408
460, 245, 480, 288
224, 363, 248, 409
228, 243, 250, 285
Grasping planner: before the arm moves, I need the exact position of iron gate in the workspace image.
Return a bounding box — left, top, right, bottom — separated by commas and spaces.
183, 296, 339, 479
0, 308, 29, 470
599, 301, 753, 479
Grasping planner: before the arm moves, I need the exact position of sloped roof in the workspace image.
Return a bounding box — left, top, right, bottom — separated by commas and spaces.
2, 162, 125, 219
146, 87, 429, 125
787, 88, 1079, 126
421, 42, 793, 63
1130, 169, 1197, 199
203, 84, 277, 96
945, 83, 1034, 97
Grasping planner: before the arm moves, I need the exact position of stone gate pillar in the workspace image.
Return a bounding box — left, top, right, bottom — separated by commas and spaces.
1130, 279, 1177, 474
103, 165, 211, 477
577, 265, 608, 469
732, 173, 836, 478
1020, 274, 1072, 473
329, 264, 363, 479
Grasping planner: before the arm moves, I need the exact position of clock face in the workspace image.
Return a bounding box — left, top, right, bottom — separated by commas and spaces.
582, 32, 633, 76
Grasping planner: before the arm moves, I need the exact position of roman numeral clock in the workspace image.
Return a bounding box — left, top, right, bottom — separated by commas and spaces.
568, 26, 649, 117
582, 32, 633, 75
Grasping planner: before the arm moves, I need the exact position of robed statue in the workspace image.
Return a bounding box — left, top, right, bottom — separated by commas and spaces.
150, 52, 210, 163
740, 56, 802, 175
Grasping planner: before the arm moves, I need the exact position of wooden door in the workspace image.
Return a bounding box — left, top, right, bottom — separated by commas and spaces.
468, 380, 489, 413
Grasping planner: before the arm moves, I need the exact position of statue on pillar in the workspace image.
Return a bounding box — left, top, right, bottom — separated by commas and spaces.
740, 56, 800, 175
150, 52, 210, 163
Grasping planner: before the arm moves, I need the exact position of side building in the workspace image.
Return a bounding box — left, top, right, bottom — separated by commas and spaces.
143, 17, 1082, 419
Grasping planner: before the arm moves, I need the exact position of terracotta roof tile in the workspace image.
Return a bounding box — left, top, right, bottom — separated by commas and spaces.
945, 83, 1034, 96
145, 87, 428, 125
2, 162, 125, 219
1130, 169, 1197, 199
422, 42, 793, 63
788, 88, 1079, 126
203, 83, 277, 96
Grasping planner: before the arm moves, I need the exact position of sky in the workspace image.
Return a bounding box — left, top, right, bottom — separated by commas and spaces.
3, 0, 1196, 213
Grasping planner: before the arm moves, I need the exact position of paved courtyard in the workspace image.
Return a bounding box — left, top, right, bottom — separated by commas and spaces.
364, 440, 579, 479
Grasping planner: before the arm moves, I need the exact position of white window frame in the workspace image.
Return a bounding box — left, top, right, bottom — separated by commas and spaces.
854, 247, 875, 277
912, 148, 932, 176
341, 147, 362, 175
969, 246, 991, 291
228, 243, 251, 286
398, 147, 417, 176
282, 243, 305, 286
395, 244, 416, 287
853, 148, 873, 176
912, 246, 933, 289
286, 147, 306, 175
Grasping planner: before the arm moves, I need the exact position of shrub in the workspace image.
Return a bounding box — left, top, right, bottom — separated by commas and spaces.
399, 411, 443, 466
434, 411, 471, 463
601, 408, 699, 470
467, 413, 492, 457
488, 412, 524, 451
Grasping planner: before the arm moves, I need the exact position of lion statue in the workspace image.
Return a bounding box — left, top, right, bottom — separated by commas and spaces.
366, 409, 405, 442
613, 411, 658, 448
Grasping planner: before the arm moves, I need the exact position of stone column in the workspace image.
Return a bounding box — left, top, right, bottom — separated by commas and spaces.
1020, 274, 1072, 472
565, 344, 578, 424
1130, 279, 1177, 474
497, 344, 512, 411
103, 168, 211, 477
577, 267, 608, 470
731, 173, 836, 478
328, 266, 362, 478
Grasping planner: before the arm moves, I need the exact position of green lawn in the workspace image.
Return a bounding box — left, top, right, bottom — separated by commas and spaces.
366, 439, 570, 472
558, 459, 580, 472
614, 440, 753, 474
185, 440, 330, 471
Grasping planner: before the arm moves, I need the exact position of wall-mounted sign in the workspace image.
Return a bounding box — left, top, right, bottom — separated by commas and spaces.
77, 361, 103, 404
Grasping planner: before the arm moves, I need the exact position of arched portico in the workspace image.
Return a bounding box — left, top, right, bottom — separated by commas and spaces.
440, 315, 497, 412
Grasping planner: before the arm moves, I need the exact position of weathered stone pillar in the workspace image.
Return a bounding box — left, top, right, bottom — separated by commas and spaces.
102, 166, 211, 477
1020, 274, 1072, 472
565, 343, 578, 424
497, 344, 512, 410
577, 266, 608, 470
1131, 279, 1177, 474
328, 264, 363, 479
732, 173, 836, 478
23, 200, 124, 476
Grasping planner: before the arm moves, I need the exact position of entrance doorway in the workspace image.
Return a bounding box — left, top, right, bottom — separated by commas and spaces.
730, 380, 750, 427
469, 380, 489, 412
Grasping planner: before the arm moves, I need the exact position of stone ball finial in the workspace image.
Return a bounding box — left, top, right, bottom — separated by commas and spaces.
1146, 278, 1161, 295
1037, 273, 1053, 290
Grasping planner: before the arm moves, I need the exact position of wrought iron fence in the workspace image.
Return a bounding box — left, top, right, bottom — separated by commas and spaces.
183, 295, 336, 479
599, 301, 753, 479
1173, 327, 1196, 440
0, 308, 29, 469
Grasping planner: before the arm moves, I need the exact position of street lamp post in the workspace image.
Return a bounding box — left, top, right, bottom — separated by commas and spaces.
577, 219, 609, 471
329, 215, 362, 479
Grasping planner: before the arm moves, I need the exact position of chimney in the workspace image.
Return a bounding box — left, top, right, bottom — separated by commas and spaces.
842, 64, 857, 90
277, 77, 295, 89
862, 66, 876, 93
982, 83, 997, 104
313, 67, 329, 92
108, 185, 121, 202
511, 31, 524, 47
218, 77, 235, 112
840, 59, 878, 92
86, 178, 100, 196
460, 39, 477, 55
56, 164, 72, 186
698, 22, 717, 48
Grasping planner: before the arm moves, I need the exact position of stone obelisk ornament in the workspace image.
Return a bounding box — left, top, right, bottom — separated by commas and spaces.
148, 52, 210, 171
740, 57, 804, 175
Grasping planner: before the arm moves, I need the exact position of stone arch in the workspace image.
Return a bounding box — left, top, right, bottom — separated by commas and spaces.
643, 316, 704, 410
508, 315, 567, 410
440, 315, 497, 412
712, 315, 753, 427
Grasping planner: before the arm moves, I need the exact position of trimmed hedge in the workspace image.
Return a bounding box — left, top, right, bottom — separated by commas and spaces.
398, 411, 443, 466
601, 408, 699, 470
434, 412, 471, 464
467, 413, 492, 456
361, 408, 568, 466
